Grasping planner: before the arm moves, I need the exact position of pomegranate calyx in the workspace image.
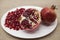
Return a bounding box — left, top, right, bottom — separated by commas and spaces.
51, 5, 57, 10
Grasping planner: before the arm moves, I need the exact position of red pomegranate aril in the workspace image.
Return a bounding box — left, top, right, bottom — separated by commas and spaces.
12, 24, 16, 30
14, 26, 19, 30
5, 19, 9, 26
9, 26, 12, 29
12, 24, 15, 28
5, 24, 9, 27
6, 16, 11, 20
19, 8, 25, 14
19, 8, 25, 11
25, 8, 32, 12
23, 12, 30, 17
7, 12, 14, 16
8, 12, 14, 16
14, 21, 20, 26
5, 20, 9, 25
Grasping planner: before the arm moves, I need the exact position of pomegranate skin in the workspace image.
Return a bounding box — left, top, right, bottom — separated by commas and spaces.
24, 22, 40, 32
41, 7, 56, 25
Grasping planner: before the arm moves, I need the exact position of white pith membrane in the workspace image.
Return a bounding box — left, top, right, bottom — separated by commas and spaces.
19, 9, 41, 29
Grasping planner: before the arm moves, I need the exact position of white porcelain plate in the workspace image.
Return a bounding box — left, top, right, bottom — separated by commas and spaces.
1, 6, 57, 39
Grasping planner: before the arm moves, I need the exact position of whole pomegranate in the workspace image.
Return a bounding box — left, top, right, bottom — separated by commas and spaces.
41, 5, 57, 25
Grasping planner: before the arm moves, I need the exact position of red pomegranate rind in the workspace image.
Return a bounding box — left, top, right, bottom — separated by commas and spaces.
41, 7, 56, 25
41, 8, 49, 21
41, 8, 56, 22
25, 22, 40, 31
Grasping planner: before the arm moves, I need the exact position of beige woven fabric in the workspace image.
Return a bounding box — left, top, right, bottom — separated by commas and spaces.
0, 0, 60, 40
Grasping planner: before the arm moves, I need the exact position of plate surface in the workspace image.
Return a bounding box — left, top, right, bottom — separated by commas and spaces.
1, 6, 57, 39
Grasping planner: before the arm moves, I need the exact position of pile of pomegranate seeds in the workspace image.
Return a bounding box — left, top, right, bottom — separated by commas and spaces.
5, 8, 39, 30
5, 8, 25, 30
